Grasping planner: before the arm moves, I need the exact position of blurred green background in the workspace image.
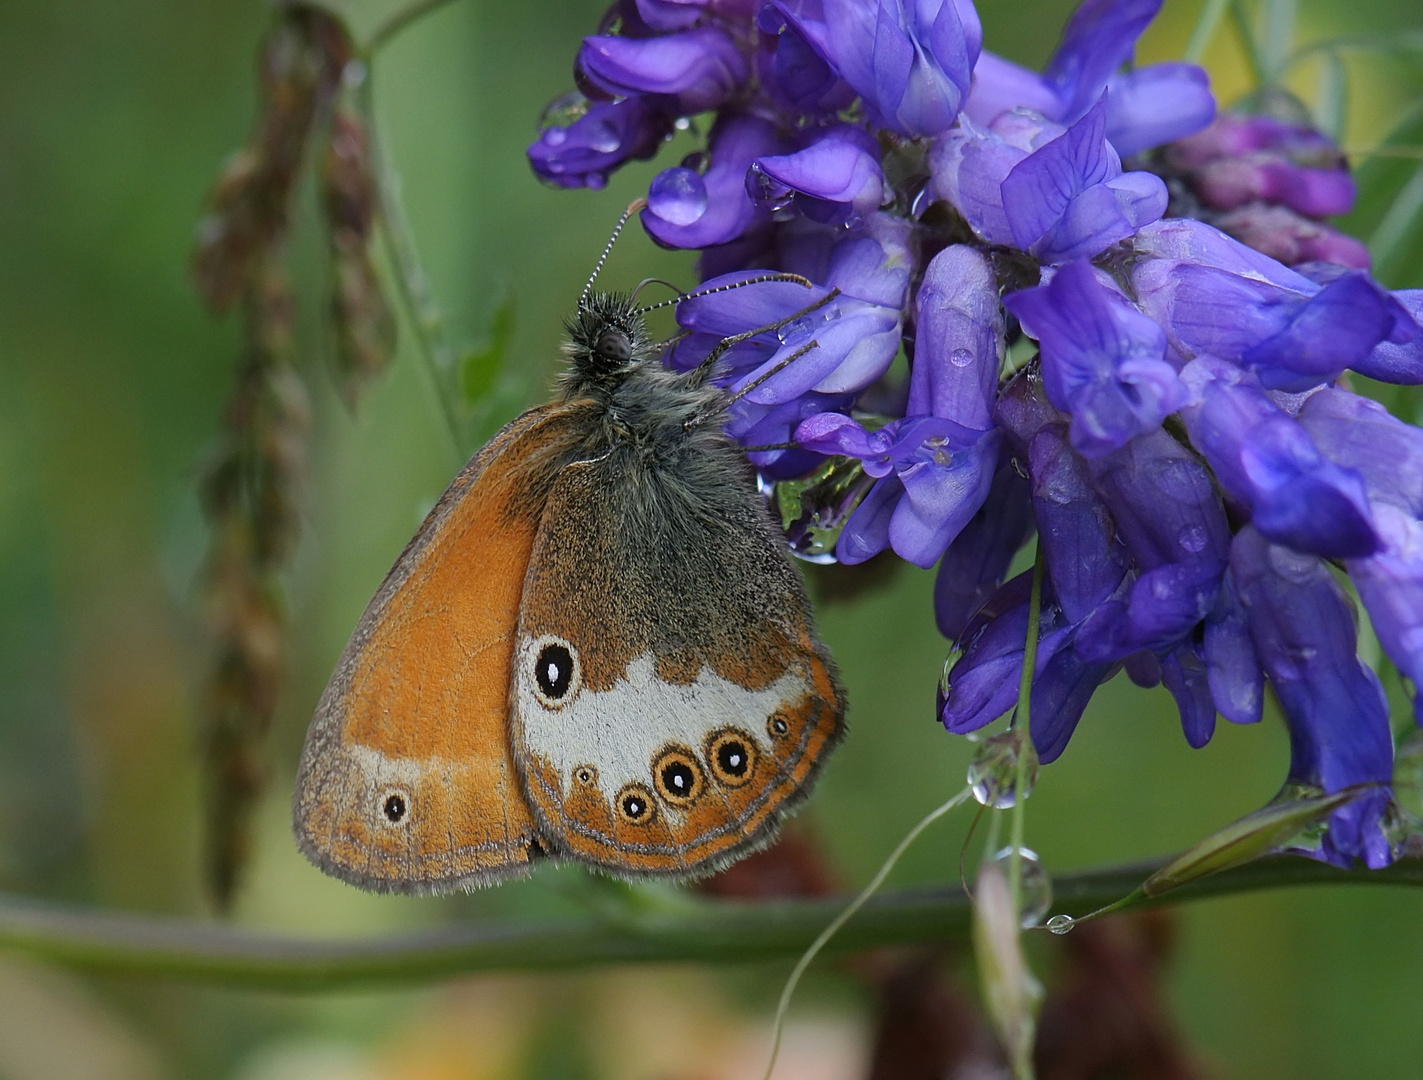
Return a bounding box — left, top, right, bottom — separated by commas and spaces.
2, 0, 1422, 1077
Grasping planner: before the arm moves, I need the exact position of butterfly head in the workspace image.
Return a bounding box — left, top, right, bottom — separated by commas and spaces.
563, 291, 655, 391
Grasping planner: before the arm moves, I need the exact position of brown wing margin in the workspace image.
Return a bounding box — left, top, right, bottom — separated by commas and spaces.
292, 403, 589, 893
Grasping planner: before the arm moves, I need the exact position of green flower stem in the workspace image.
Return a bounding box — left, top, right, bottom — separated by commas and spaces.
0, 858, 1418, 990
1007, 546, 1046, 918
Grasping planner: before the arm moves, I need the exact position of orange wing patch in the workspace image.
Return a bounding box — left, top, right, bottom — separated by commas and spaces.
293, 404, 587, 892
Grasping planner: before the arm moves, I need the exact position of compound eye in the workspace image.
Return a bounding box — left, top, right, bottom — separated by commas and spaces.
595, 330, 632, 361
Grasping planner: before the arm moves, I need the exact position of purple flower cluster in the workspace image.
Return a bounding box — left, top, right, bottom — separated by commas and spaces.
531, 0, 1423, 867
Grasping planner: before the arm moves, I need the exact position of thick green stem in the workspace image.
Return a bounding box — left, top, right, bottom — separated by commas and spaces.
0, 858, 1418, 991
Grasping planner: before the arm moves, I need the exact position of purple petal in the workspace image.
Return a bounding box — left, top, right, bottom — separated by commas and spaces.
1231, 526, 1395, 867
749, 126, 885, 220
823, 0, 981, 137
528, 95, 673, 190
1349, 504, 1423, 721
634, 0, 706, 31
1000, 96, 1116, 249
1161, 644, 1216, 748
1297, 386, 1423, 518
1044, 0, 1163, 120
889, 429, 1001, 567
837, 473, 903, 564
964, 50, 1061, 125
1243, 271, 1404, 392
578, 27, 748, 113
908, 244, 1002, 428
1353, 290, 1423, 385
1004, 261, 1183, 457
1203, 576, 1264, 723
795, 412, 894, 471
643, 114, 781, 249
1180, 358, 1380, 558
1214, 204, 1372, 271
1104, 63, 1215, 157
934, 450, 1034, 638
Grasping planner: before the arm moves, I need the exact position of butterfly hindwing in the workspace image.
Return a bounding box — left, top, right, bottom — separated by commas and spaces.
293, 403, 587, 892
509, 440, 845, 878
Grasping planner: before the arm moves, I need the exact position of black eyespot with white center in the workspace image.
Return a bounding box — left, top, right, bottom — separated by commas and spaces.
651, 746, 704, 807
767, 713, 791, 739
616, 783, 657, 825
378, 788, 411, 827
707, 728, 758, 788
526, 635, 581, 709
595, 329, 632, 362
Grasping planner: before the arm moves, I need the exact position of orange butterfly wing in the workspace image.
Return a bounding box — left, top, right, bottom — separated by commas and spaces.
293, 403, 586, 892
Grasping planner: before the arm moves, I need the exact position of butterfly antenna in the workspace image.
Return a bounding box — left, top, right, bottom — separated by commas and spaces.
629, 277, 685, 305
635, 272, 814, 315
581, 198, 647, 306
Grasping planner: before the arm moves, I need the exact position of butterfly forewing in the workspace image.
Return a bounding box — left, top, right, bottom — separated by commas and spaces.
509, 443, 845, 878
293, 404, 586, 892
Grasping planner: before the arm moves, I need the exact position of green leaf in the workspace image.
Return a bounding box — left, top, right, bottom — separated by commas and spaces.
1313, 49, 1347, 142
460, 295, 515, 407
1141, 787, 1362, 898
1337, 99, 1423, 289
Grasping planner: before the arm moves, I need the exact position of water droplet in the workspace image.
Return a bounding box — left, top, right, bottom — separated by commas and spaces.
544, 127, 568, 147
778, 316, 815, 344
538, 90, 590, 131
940, 649, 962, 698
586, 121, 621, 154
1177, 525, 1207, 553
1270, 780, 1330, 857
987, 846, 1053, 928
1381, 799, 1410, 861
949, 347, 975, 368
747, 163, 794, 211
647, 167, 708, 226
1045, 913, 1075, 935
968, 729, 1038, 809
674, 116, 692, 131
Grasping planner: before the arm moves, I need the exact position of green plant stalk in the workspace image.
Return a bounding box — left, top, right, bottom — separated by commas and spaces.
1185, 0, 1232, 62
1007, 546, 1045, 920
3, 857, 1415, 991
356, 70, 466, 460
1229, 0, 1270, 86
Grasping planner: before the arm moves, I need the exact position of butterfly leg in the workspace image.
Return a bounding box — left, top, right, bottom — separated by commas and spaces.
686, 287, 842, 389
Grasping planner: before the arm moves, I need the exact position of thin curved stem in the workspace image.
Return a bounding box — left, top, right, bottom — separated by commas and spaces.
366, 0, 462, 53
0, 858, 1419, 990
356, 69, 465, 460
762, 787, 972, 1080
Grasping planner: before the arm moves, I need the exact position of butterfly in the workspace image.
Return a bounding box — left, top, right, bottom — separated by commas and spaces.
293, 206, 846, 892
